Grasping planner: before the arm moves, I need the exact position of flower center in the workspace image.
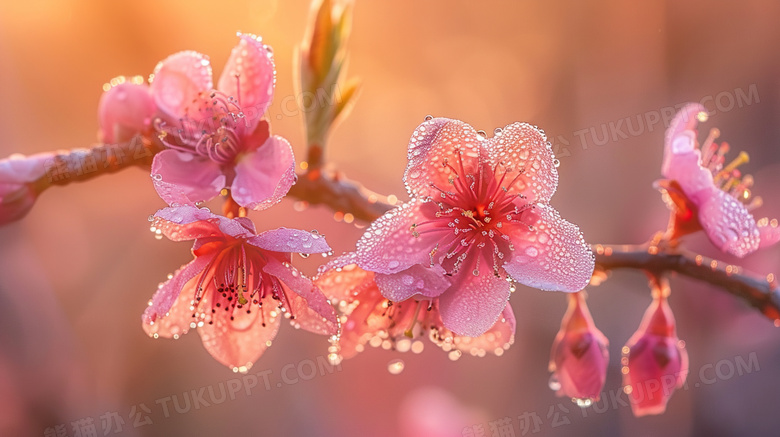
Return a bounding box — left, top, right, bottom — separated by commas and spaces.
188, 240, 292, 328
157, 90, 248, 164
411, 152, 536, 277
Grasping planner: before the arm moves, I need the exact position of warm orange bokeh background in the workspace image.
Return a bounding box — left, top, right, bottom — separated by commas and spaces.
2, 1, 780, 436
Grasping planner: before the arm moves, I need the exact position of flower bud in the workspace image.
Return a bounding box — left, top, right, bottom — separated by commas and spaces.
98, 79, 155, 143
0, 153, 52, 224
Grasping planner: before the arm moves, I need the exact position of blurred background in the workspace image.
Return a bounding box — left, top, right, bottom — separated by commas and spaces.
1, 0, 780, 436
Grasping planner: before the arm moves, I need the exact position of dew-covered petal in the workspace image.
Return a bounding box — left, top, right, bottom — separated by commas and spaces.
263, 258, 339, 336
758, 218, 780, 249
150, 51, 213, 121
698, 189, 759, 257
356, 200, 441, 274
665, 103, 705, 152
151, 150, 225, 206
374, 264, 450, 302
404, 118, 482, 199
152, 205, 255, 241
314, 253, 375, 302
247, 228, 331, 254
661, 103, 715, 197
436, 304, 516, 356
486, 122, 558, 203
141, 254, 214, 335
198, 299, 281, 371
98, 82, 156, 143
437, 271, 511, 337
218, 33, 276, 132
231, 136, 295, 211
503, 204, 594, 292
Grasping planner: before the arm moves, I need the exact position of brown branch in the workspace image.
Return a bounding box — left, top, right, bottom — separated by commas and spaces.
594, 244, 780, 322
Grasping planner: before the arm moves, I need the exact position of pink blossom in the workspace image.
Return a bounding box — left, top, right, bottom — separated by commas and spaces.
548, 291, 609, 405
143, 205, 338, 371
98, 79, 156, 144
0, 153, 54, 223
148, 33, 295, 210
661, 103, 779, 256
622, 293, 688, 417
355, 118, 594, 337
315, 253, 515, 360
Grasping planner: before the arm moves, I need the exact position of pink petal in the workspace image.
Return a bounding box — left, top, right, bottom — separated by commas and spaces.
758, 218, 780, 249
98, 82, 155, 143
356, 200, 440, 274
153, 205, 256, 242
487, 122, 559, 203
198, 298, 281, 370
151, 150, 225, 206
503, 204, 594, 292
150, 51, 213, 121
404, 118, 483, 199
314, 253, 373, 302
698, 189, 759, 257
263, 258, 339, 336
141, 254, 214, 334
661, 104, 715, 197
247, 228, 331, 254
374, 264, 450, 302
231, 136, 295, 210
217, 33, 275, 132
665, 103, 706, 150
437, 271, 511, 337
437, 304, 516, 356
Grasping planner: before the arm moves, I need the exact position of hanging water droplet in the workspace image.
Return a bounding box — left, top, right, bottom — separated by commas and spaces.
574, 398, 593, 408
553, 158, 561, 168
299, 253, 310, 259
424, 115, 434, 121
494, 128, 503, 135
387, 359, 405, 375
476, 130, 487, 139
548, 374, 561, 391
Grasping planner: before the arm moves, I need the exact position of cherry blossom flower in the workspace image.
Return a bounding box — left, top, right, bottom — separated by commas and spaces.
622, 286, 688, 417
148, 33, 295, 210
355, 117, 594, 337
143, 205, 338, 371
315, 253, 515, 361
660, 103, 780, 257
98, 78, 156, 144
548, 291, 609, 406
0, 153, 53, 223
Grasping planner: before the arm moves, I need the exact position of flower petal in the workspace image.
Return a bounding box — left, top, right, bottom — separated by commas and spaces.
314, 253, 373, 302
698, 189, 759, 257
758, 218, 780, 249
248, 227, 330, 254
356, 200, 440, 274
0, 153, 52, 224
404, 118, 482, 199
141, 254, 214, 335
153, 205, 256, 241
231, 136, 296, 210
263, 258, 339, 336
198, 299, 281, 370
437, 304, 516, 356
487, 122, 558, 203
151, 150, 225, 206
98, 82, 156, 143
150, 51, 213, 121
503, 204, 594, 292
437, 271, 511, 337
374, 264, 450, 302
218, 33, 276, 132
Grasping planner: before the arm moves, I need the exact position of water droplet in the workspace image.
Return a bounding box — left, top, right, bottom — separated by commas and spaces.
548, 374, 561, 391
448, 350, 462, 361
299, 253, 310, 259
553, 159, 561, 168
574, 398, 593, 408
424, 115, 434, 121
388, 260, 400, 270
494, 128, 503, 135
387, 359, 405, 374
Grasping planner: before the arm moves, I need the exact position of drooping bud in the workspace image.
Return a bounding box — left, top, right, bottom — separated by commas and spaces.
549, 291, 609, 407
622, 278, 688, 416
0, 153, 53, 224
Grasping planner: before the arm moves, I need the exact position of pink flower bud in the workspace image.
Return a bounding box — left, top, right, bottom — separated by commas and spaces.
622, 294, 688, 417
98, 80, 155, 143
549, 291, 609, 406
0, 153, 52, 224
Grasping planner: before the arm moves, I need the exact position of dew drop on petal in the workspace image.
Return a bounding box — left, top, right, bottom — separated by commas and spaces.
424, 115, 433, 121
574, 398, 594, 408
387, 359, 405, 375
548, 374, 561, 391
